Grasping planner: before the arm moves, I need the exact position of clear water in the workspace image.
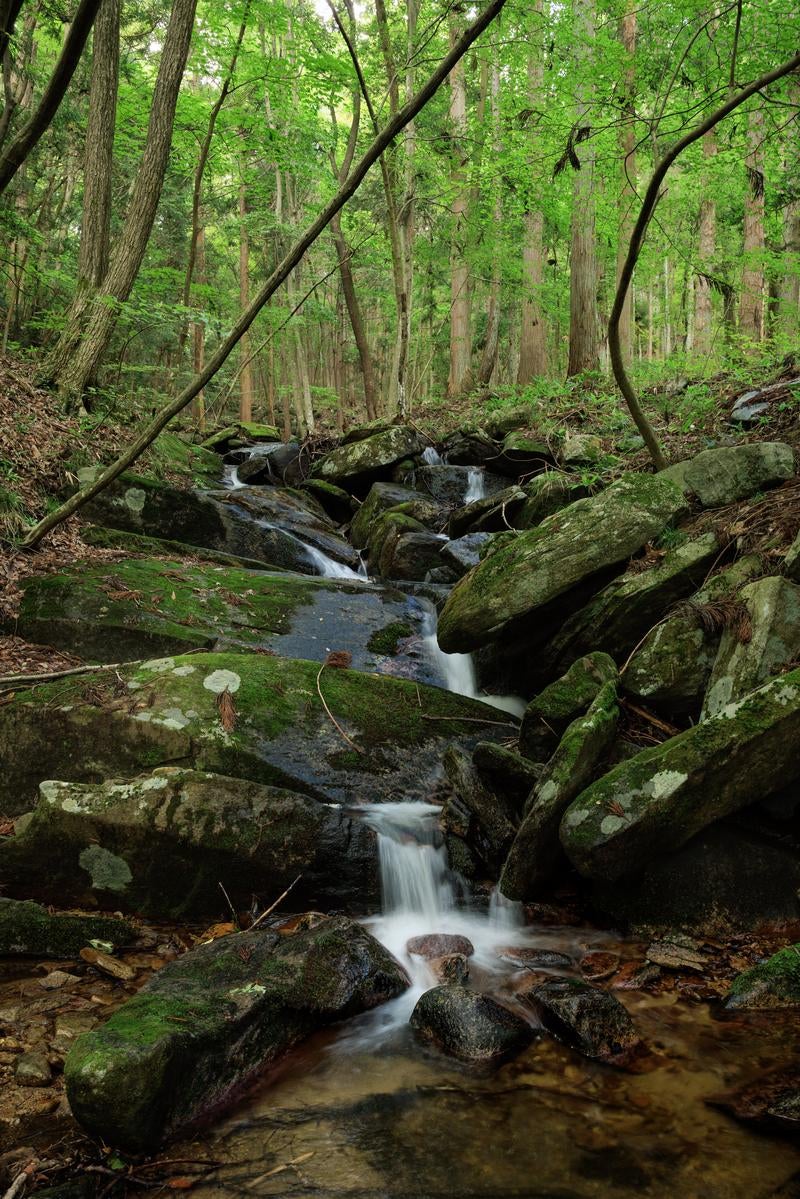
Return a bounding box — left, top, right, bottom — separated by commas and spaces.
464, 466, 486, 504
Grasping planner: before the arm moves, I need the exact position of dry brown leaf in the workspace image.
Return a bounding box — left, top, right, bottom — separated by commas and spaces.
217, 686, 237, 732
325, 650, 352, 669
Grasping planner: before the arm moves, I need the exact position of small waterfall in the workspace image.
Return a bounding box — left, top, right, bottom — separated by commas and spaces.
464, 467, 486, 504
222, 464, 245, 490
302, 542, 364, 580
422, 446, 443, 466
420, 602, 524, 717
363, 803, 456, 922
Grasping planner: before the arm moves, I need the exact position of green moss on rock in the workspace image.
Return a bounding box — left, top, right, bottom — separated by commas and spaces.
726, 944, 800, 1009
0, 898, 133, 957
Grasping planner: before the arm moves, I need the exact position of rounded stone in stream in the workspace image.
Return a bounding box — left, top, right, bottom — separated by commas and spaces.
410, 985, 532, 1062
407, 934, 474, 960
496, 946, 573, 970
429, 953, 470, 985
525, 977, 642, 1065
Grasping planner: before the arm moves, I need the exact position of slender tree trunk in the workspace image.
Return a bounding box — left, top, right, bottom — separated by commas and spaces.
567, 0, 598, 376
447, 10, 472, 396
238, 163, 256, 422
518, 9, 547, 384
740, 103, 765, 341
41, 0, 197, 406
615, 0, 636, 367
191, 223, 206, 430
77, 0, 119, 290
694, 130, 716, 355
477, 58, 501, 388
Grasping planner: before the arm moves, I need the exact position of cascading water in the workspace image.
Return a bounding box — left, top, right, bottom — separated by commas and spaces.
420, 601, 524, 718
302, 541, 366, 580
422, 446, 444, 466
464, 467, 486, 504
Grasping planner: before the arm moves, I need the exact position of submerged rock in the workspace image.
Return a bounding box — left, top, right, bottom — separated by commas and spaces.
708, 1067, 800, 1138
2, 770, 378, 917
65, 916, 408, 1151
9, 559, 437, 677
438, 474, 688, 653
560, 666, 800, 882
701, 576, 800, 719
0, 652, 515, 816
725, 944, 800, 1010
407, 934, 474, 960
663, 442, 794, 507
410, 985, 532, 1061
0, 899, 133, 957
500, 681, 619, 900
525, 978, 641, 1064
519, 652, 617, 762
312, 426, 424, 487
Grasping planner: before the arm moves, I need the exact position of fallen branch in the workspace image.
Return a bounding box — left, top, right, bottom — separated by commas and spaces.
316, 662, 365, 754
19, 0, 508, 550
248, 874, 302, 932
420, 713, 519, 726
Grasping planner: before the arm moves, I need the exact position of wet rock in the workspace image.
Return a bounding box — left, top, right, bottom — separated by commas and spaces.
496, 946, 573, 970
429, 954, 470, 984
622, 555, 763, 716
645, 937, 707, 972
440, 533, 492, 578
38, 970, 79, 990
3, 768, 380, 919
708, 1067, 800, 1137
412, 464, 490, 507
540, 533, 722, 682
384, 531, 448, 581
701, 576, 800, 719
520, 652, 617, 762
561, 433, 603, 464
9, 559, 437, 675
611, 962, 661, 990
448, 485, 527, 538
227, 442, 300, 485
312, 426, 424, 488
441, 428, 499, 466
349, 482, 425, 548
65, 915, 408, 1151
500, 681, 619, 900
729, 390, 771, 424
560, 665, 800, 882
407, 934, 475, 960
438, 473, 688, 653
298, 479, 355, 523
214, 486, 361, 571
15, 1051, 51, 1088
493, 432, 553, 477
663, 442, 794, 507
725, 943, 800, 1009
515, 473, 579, 530
410, 985, 532, 1061
0, 899, 133, 958
201, 422, 281, 453
80, 525, 275, 572
580, 951, 620, 981
443, 747, 517, 872
526, 978, 641, 1064
472, 742, 543, 811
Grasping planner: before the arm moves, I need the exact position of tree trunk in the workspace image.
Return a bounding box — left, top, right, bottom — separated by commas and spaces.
77, 0, 119, 290
0, 0, 102, 195
42, 0, 197, 406
238, 164, 255, 422
615, 0, 636, 367
740, 103, 765, 342
477, 58, 501, 388
694, 130, 716, 355
191, 222, 206, 431
447, 10, 472, 396
567, 0, 598, 376
517, 9, 547, 384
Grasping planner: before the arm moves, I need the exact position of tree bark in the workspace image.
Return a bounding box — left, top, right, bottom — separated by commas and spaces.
694, 130, 716, 355
41, 0, 197, 406
238, 163, 255, 422
19, 0, 509, 549
77, 0, 120, 290
615, 0, 636, 367
517, 5, 547, 384
477, 57, 501, 388
447, 10, 473, 397
567, 0, 598, 376
740, 103, 765, 342
0, 0, 102, 195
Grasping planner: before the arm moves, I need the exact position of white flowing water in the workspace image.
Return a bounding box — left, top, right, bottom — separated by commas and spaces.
222, 463, 245, 489
302, 542, 365, 580
420, 602, 525, 718
422, 445, 444, 465
464, 467, 486, 504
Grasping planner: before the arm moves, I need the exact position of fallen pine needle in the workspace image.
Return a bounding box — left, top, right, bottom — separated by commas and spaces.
247, 1151, 315, 1187
316, 662, 365, 753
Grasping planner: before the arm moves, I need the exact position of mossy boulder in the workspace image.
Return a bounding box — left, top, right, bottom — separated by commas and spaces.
0, 652, 517, 816
438, 474, 689, 653
141, 432, 223, 489
784, 530, 800, 582
520, 652, 617, 761
441, 428, 499, 466
500, 681, 620, 900
383, 531, 447, 581
725, 944, 800, 1009
539, 532, 722, 682
516, 472, 580, 530
312, 426, 424, 487
350, 482, 424, 547
365, 510, 426, 575
663, 442, 794, 507
447, 485, 527, 538
472, 742, 542, 811
200, 422, 281, 452
443, 747, 517, 872
0, 898, 133, 957
560, 666, 800, 882
1, 770, 378, 917
79, 525, 273, 571
484, 407, 533, 440
492, 431, 553, 477
410, 985, 532, 1062
65, 915, 408, 1151
440, 533, 492, 578
701, 576, 800, 719
10, 558, 435, 679
622, 555, 763, 716
561, 433, 603, 465
298, 479, 355, 523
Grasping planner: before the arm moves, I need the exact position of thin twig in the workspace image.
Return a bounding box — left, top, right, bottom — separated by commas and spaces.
218, 882, 240, 928
420, 714, 519, 726
316, 662, 365, 754
247, 875, 302, 932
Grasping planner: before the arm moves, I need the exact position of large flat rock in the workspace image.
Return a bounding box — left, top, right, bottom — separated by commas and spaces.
437, 474, 688, 652
0, 652, 517, 815
65, 916, 408, 1151
560, 666, 800, 881
312, 426, 424, 486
